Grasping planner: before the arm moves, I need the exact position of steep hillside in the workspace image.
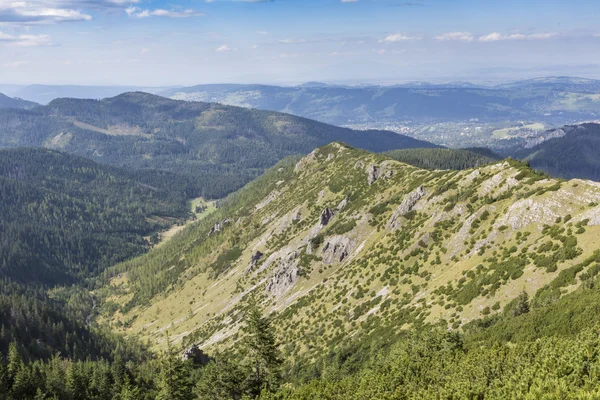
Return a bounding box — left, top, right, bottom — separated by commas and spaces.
103, 143, 600, 364
0, 93, 38, 110
516, 123, 600, 181
0, 147, 196, 286
0, 92, 438, 198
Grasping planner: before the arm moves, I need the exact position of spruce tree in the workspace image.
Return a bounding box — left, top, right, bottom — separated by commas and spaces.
155, 335, 193, 400
243, 302, 283, 396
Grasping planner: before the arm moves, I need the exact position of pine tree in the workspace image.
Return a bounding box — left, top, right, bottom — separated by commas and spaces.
513, 291, 530, 317
155, 335, 193, 400
118, 375, 141, 400
0, 355, 9, 397
243, 302, 283, 396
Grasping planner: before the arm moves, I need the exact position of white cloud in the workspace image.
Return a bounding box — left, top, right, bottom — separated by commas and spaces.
479, 32, 559, 42
0, 0, 140, 25
0, 31, 51, 46
434, 32, 474, 42
278, 38, 306, 44
140, 47, 149, 54
380, 33, 419, 43
125, 7, 204, 18
216, 44, 234, 52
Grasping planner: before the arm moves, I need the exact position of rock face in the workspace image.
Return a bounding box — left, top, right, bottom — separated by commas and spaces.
368, 164, 380, 185
367, 162, 394, 185
246, 251, 264, 273
208, 219, 231, 236
387, 186, 426, 230
322, 236, 354, 264
337, 197, 349, 211
182, 345, 212, 365
320, 208, 336, 227
266, 252, 300, 297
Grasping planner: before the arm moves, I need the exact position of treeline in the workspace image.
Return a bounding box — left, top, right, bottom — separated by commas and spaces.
0, 280, 148, 364
6, 277, 600, 399
0, 303, 282, 400
384, 147, 499, 171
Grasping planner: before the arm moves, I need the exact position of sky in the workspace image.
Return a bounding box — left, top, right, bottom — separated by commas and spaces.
0, 0, 600, 86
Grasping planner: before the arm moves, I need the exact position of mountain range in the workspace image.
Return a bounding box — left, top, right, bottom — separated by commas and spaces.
0, 92, 437, 199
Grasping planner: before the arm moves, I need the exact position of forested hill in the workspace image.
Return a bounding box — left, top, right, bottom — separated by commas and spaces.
0, 147, 196, 286
516, 123, 600, 181
0, 92, 438, 199
0, 93, 38, 110
384, 147, 500, 170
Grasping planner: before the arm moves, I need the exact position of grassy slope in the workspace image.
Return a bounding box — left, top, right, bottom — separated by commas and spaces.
101, 144, 600, 364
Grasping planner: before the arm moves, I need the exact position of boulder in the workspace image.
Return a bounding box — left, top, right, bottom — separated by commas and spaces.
182, 345, 212, 365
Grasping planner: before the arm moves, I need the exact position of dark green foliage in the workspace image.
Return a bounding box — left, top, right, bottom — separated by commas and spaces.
0, 147, 193, 285
384, 148, 499, 170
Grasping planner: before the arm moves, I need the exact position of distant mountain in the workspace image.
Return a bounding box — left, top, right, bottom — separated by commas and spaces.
0, 92, 38, 109
516, 123, 600, 180
9, 84, 170, 105
496, 76, 600, 92
0, 92, 438, 198
161, 77, 600, 125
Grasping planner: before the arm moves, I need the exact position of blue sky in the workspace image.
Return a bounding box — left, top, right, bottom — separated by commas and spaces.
0, 0, 599, 85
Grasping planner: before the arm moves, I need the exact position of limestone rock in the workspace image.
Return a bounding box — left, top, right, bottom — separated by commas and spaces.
266, 251, 300, 296
320, 208, 336, 226
208, 219, 231, 236
337, 197, 349, 211
245, 251, 264, 273
368, 164, 380, 185
322, 236, 355, 264
387, 186, 426, 230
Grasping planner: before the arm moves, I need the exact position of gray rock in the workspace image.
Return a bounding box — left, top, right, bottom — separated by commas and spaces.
208, 219, 232, 236
266, 251, 300, 296
322, 236, 355, 264
320, 208, 336, 226
182, 345, 212, 365
245, 251, 264, 273
368, 164, 380, 185
337, 197, 349, 211
387, 186, 426, 230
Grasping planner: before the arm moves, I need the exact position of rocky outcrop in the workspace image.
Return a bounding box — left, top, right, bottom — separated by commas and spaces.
208, 219, 231, 236
245, 251, 264, 273
266, 251, 300, 297
322, 236, 355, 264
367, 162, 395, 185
368, 164, 380, 185
337, 197, 349, 211
182, 345, 212, 365
320, 208, 336, 227
387, 186, 426, 230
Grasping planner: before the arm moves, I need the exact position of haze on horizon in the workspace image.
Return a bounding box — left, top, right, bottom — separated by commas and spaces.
0, 0, 599, 86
